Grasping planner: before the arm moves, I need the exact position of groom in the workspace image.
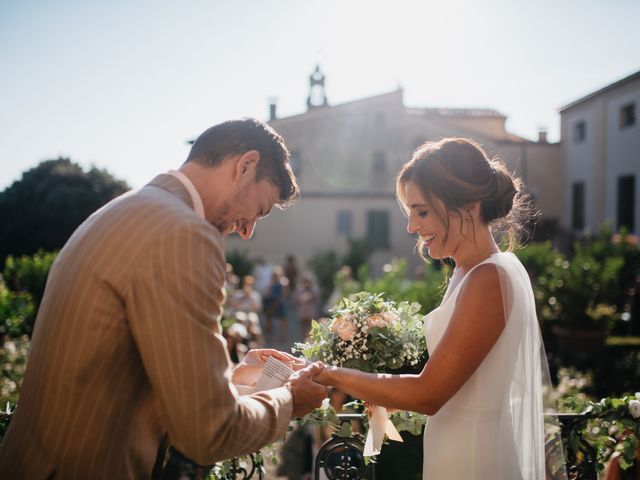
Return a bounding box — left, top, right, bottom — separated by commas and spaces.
0, 118, 327, 479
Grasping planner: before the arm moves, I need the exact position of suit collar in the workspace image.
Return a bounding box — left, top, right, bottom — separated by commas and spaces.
147, 173, 195, 211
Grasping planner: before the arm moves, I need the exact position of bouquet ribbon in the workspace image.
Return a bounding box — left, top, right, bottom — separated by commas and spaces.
363, 406, 404, 456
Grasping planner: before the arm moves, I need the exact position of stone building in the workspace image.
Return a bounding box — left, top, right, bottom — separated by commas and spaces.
225, 66, 563, 272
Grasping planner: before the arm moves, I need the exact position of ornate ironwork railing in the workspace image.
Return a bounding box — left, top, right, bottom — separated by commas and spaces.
314, 413, 374, 480
0, 410, 616, 480
161, 447, 265, 480
312, 413, 602, 480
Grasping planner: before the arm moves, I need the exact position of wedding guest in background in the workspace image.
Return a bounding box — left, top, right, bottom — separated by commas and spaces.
224, 262, 240, 298
252, 257, 274, 299
228, 275, 263, 315
264, 267, 288, 342
284, 254, 299, 294
294, 273, 319, 340
228, 275, 264, 347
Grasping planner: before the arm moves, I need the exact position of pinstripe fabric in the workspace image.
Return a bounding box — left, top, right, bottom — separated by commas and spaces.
0, 174, 293, 479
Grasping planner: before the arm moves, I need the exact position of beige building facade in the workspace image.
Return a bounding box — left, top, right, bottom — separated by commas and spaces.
225, 69, 563, 272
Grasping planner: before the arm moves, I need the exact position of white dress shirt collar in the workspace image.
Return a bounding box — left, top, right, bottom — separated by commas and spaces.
166, 170, 205, 220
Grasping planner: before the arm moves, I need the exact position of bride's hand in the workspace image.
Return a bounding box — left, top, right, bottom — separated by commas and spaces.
231, 349, 307, 387
311, 362, 331, 386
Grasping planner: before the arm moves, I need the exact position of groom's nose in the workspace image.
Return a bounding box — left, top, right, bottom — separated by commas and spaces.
238, 220, 257, 240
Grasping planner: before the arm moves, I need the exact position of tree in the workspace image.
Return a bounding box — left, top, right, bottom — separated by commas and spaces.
0, 158, 129, 261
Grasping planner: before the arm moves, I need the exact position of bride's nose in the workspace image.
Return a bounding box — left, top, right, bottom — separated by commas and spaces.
407, 214, 419, 234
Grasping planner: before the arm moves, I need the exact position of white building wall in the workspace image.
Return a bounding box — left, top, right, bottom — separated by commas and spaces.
561, 105, 600, 233
606, 88, 640, 232
224, 195, 418, 272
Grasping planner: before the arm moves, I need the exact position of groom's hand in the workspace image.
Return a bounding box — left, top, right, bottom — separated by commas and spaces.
231, 348, 307, 387
287, 362, 328, 418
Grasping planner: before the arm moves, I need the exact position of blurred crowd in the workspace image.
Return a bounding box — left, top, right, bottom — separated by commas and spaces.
221, 255, 321, 363
221, 257, 358, 479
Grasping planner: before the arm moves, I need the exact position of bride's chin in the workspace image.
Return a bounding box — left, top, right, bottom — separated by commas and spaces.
425, 244, 440, 257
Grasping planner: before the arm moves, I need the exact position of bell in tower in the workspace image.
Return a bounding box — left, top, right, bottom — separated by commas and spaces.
306, 64, 329, 110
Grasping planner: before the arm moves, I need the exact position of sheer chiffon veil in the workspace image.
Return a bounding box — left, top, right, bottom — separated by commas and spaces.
497, 255, 568, 480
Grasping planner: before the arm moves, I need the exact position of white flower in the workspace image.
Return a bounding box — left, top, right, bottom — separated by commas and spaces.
635, 392, 640, 400
320, 397, 331, 410
628, 400, 640, 419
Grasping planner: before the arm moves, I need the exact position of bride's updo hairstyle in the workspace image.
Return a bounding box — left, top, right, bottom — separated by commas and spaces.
396, 137, 535, 255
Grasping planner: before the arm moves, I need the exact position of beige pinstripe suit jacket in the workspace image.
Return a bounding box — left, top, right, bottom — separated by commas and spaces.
0, 174, 292, 479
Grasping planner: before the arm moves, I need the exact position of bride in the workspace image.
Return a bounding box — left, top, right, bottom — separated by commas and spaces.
314, 138, 564, 479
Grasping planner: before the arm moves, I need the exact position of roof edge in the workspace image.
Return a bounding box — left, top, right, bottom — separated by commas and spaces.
559, 69, 640, 113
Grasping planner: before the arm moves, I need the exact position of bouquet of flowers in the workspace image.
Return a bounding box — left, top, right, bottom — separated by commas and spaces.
293, 291, 426, 373
293, 292, 428, 456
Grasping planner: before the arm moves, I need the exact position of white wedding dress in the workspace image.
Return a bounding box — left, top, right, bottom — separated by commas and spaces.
422, 252, 561, 480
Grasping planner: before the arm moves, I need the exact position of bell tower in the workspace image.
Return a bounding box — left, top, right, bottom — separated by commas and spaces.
306, 64, 328, 110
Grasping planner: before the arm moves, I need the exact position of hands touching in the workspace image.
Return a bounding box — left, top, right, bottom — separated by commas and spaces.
231, 349, 328, 418
287, 361, 329, 418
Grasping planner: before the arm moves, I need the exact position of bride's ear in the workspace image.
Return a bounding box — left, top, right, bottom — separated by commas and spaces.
463, 202, 481, 220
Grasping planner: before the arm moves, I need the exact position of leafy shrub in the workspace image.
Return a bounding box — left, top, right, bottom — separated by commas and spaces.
341, 238, 373, 276
340, 259, 445, 315
0, 283, 35, 338
307, 250, 340, 305
3, 250, 57, 312
516, 240, 625, 331
0, 158, 128, 261
576, 226, 640, 311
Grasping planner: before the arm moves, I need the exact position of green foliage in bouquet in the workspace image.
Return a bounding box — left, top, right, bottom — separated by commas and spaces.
293, 292, 426, 373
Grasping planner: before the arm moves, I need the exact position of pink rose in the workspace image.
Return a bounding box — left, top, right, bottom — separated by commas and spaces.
330, 315, 358, 341
366, 311, 398, 329
381, 311, 399, 324
366, 313, 388, 329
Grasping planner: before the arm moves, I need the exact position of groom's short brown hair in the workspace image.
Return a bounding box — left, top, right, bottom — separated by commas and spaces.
186, 118, 300, 208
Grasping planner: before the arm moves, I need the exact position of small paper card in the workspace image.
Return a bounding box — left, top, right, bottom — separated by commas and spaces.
254, 356, 294, 392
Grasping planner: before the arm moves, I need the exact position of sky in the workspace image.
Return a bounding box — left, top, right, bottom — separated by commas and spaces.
1, 0, 639, 191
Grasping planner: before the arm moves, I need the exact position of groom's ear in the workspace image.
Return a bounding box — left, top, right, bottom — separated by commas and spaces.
232, 150, 260, 182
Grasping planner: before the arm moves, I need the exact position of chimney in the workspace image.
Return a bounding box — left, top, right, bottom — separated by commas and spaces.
538, 128, 548, 143
268, 97, 277, 122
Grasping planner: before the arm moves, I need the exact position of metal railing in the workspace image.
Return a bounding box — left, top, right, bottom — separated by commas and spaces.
0, 410, 611, 480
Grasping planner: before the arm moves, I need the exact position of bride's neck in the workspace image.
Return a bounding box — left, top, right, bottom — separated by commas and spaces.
451, 229, 499, 273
